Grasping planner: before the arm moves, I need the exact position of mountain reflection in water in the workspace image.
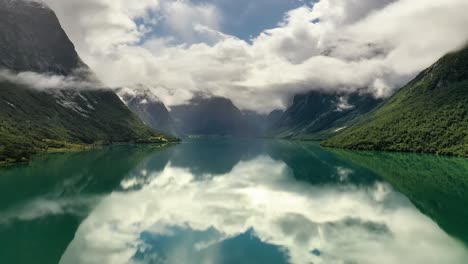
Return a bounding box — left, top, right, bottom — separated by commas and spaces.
56, 140, 468, 264
0, 140, 467, 264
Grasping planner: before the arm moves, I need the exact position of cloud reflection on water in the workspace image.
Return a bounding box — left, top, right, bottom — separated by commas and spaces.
60, 153, 468, 264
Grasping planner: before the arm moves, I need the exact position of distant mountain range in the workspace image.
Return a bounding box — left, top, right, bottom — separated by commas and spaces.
3, 0, 465, 160
123, 89, 381, 140
119, 91, 274, 138
0, 0, 174, 164
171, 96, 267, 138
121, 42, 468, 159
323, 45, 468, 157
119, 43, 468, 157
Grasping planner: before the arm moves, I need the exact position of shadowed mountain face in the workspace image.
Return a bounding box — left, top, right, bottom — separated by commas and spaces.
170, 97, 260, 137
266, 109, 284, 126
268, 91, 382, 140
323, 46, 468, 157
118, 88, 175, 136
0, 0, 170, 163
0, 0, 83, 74
116, 91, 276, 138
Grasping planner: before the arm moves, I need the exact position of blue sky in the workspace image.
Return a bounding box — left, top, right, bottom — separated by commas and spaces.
141, 0, 317, 45
44, 0, 468, 112
190, 0, 313, 41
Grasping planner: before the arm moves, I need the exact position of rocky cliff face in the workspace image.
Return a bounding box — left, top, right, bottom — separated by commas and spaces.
170, 97, 257, 137
118, 87, 175, 135
268, 91, 382, 140
0, 0, 84, 74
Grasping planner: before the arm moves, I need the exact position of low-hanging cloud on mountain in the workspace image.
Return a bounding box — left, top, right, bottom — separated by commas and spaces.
42, 0, 468, 113
0, 69, 98, 90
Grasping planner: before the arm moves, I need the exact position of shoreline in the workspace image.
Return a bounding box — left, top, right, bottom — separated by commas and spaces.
0, 139, 180, 167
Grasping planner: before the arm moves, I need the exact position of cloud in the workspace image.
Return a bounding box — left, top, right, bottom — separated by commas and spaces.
192, 0, 310, 40
0, 195, 102, 224
0, 69, 98, 90
160, 1, 222, 44
42, 0, 468, 113
60, 156, 468, 264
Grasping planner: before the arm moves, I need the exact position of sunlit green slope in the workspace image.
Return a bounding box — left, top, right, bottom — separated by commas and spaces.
0, 0, 176, 163
323, 46, 468, 157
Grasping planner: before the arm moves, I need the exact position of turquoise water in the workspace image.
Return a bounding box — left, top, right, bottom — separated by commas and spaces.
0, 140, 467, 264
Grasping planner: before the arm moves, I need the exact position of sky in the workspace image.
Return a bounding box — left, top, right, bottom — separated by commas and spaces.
41, 0, 468, 113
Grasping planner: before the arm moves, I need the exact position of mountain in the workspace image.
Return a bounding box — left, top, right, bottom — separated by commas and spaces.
0, 0, 173, 164
117, 87, 175, 135
266, 109, 284, 126
0, 0, 84, 75
323, 46, 468, 157
170, 97, 258, 137
268, 91, 382, 140
242, 110, 273, 136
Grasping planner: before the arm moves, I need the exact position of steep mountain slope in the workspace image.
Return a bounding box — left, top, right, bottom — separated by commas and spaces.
242, 110, 274, 136
0, 0, 172, 163
269, 91, 382, 140
266, 110, 284, 126
323, 46, 468, 157
117, 87, 175, 135
0, 0, 83, 74
170, 97, 257, 137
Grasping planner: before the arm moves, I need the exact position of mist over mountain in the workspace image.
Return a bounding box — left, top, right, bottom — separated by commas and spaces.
0, 0, 172, 163
268, 91, 382, 140
0, 0, 467, 159
170, 97, 267, 137
41, 0, 468, 113
323, 45, 468, 157
117, 87, 174, 136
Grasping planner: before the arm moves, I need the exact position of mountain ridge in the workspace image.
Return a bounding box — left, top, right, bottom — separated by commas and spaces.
170, 96, 253, 137
0, 0, 175, 164
117, 87, 175, 136
268, 91, 382, 140
322, 45, 468, 157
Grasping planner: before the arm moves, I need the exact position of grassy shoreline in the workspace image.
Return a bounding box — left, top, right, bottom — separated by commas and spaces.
0, 138, 180, 166
286, 137, 468, 159
321, 143, 468, 159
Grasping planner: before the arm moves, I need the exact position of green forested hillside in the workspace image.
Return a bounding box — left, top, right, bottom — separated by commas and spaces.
323, 46, 468, 157
0, 1, 176, 164
0, 82, 172, 163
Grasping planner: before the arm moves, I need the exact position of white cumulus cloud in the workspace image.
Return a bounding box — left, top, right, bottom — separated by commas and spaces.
42, 0, 468, 113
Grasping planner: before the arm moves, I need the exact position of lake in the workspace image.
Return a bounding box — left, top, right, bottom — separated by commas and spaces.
0, 140, 467, 264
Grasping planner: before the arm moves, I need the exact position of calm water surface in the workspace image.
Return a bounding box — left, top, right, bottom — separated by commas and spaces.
0, 140, 467, 264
